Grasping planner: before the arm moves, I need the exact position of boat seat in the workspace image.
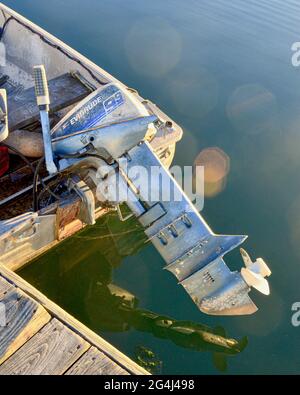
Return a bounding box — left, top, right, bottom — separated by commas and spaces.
3, 73, 91, 131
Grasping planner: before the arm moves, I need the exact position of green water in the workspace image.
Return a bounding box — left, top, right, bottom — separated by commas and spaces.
4, 0, 300, 374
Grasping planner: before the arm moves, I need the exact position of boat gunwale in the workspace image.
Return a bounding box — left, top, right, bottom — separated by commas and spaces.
0, 2, 121, 89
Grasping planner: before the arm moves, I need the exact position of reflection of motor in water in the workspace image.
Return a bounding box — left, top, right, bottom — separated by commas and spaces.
90, 278, 247, 373
23, 211, 247, 373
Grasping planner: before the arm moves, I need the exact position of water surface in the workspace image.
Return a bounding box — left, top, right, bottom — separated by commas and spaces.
3, 0, 300, 374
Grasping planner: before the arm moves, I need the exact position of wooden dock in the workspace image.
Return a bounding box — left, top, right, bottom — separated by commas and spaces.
0, 265, 148, 375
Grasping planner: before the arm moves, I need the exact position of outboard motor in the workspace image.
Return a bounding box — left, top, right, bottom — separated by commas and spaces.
34, 65, 271, 316
50, 81, 156, 162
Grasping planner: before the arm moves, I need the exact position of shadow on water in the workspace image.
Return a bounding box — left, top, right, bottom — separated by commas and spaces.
19, 211, 247, 374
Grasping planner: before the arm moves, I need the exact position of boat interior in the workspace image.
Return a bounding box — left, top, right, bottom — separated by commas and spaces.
0, 10, 111, 220
0, 8, 181, 222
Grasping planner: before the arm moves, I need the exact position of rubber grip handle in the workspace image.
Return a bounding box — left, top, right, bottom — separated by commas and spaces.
33, 65, 50, 107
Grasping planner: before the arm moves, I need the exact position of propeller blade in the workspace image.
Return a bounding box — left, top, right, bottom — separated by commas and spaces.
241, 268, 270, 295
256, 258, 272, 277
240, 248, 252, 267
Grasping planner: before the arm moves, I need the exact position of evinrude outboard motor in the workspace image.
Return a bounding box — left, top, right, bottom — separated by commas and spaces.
34, 65, 271, 316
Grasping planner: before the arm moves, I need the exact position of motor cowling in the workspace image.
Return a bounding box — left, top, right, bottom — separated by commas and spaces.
51, 83, 156, 141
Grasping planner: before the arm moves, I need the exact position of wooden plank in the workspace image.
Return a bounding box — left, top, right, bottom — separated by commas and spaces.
58, 219, 84, 241
0, 275, 13, 295
0, 266, 149, 375
7, 73, 90, 131
0, 318, 90, 375
0, 286, 51, 364
65, 346, 129, 375
56, 195, 81, 229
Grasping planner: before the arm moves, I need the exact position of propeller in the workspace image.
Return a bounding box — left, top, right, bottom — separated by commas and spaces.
240, 248, 271, 295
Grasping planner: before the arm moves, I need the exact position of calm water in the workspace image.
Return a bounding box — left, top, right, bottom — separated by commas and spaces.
4, 0, 300, 374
